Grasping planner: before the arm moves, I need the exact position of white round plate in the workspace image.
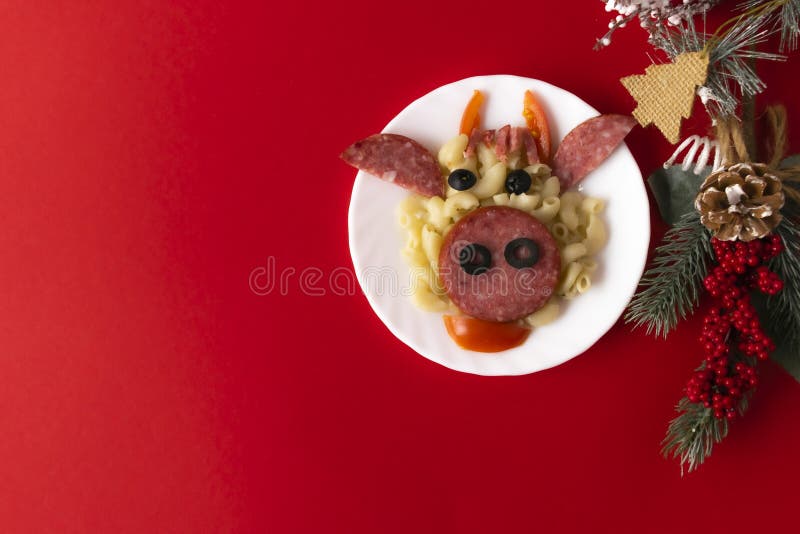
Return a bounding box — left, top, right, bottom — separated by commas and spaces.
348, 75, 650, 376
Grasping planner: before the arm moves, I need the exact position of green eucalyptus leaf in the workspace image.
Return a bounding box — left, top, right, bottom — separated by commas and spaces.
780, 155, 800, 217
647, 165, 711, 226
770, 342, 800, 382
780, 154, 800, 168
752, 292, 800, 384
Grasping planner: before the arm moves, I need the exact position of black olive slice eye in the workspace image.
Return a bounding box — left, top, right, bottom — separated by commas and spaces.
504, 238, 539, 269
458, 243, 492, 275
505, 169, 532, 195
448, 169, 477, 191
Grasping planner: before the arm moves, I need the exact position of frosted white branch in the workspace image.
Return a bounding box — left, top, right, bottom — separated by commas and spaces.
663, 135, 722, 175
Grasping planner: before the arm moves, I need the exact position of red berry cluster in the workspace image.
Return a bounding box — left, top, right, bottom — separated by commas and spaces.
686, 236, 784, 420
749, 266, 783, 295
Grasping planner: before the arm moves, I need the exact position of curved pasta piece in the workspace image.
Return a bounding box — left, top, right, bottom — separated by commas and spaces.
540, 176, 560, 199
402, 246, 428, 269
524, 163, 552, 179
532, 197, 560, 223
580, 196, 604, 215
575, 273, 592, 294
425, 197, 450, 232
561, 243, 587, 266
550, 222, 570, 244
438, 134, 469, 168
584, 213, 607, 254
492, 193, 511, 206
558, 191, 583, 231
421, 225, 443, 265
443, 191, 479, 218
525, 300, 560, 327
578, 257, 598, 273
477, 143, 498, 171
557, 262, 583, 296
412, 281, 449, 312
509, 193, 541, 211
470, 162, 507, 199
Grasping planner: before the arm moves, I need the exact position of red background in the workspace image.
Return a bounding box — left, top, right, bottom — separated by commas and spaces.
2, 1, 799, 532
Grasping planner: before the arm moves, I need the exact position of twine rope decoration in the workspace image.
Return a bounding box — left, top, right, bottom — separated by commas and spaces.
766, 105, 787, 169
715, 105, 800, 205
715, 115, 751, 165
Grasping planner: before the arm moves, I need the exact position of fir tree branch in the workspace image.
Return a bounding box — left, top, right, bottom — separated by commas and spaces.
739, 0, 800, 52
663, 348, 755, 475
765, 217, 800, 353
662, 392, 751, 475
662, 398, 727, 475
649, 15, 785, 118
625, 211, 713, 338
775, 0, 800, 52
595, 0, 722, 49
600, 2, 789, 119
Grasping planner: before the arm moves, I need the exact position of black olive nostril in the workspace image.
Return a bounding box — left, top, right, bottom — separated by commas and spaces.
505, 169, 532, 195
448, 169, 477, 191
504, 238, 539, 269
458, 243, 492, 275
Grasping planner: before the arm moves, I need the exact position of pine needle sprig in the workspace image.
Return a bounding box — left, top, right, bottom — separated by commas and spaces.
649, 15, 785, 118
626, 211, 713, 338
595, 0, 722, 49
599, 1, 790, 119
739, 0, 800, 52
662, 391, 751, 475
765, 217, 800, 351
775, 0, 800, 51
662, 398, 727, 475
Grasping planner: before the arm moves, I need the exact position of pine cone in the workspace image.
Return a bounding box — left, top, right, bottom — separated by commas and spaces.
695, 162, 784, 241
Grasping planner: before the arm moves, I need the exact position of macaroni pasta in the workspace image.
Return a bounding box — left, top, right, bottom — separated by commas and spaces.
397, 134, 608, 325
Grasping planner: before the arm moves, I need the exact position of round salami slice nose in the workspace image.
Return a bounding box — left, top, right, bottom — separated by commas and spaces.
438, 206, 560, 322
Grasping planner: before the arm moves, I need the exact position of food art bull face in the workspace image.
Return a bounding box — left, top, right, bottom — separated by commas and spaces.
342, 90, 636, 351
437, 205, 561, 322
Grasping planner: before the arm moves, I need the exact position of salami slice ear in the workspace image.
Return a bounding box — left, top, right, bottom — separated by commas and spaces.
551, 114, 637, 190
341, 133, 444, 198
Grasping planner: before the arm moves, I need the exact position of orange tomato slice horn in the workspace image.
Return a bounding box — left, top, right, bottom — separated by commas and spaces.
522, 90, 551, 164
459, 90, 484, 136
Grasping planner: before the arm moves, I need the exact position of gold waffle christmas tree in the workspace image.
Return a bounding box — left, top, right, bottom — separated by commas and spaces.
621, 52, 709, 144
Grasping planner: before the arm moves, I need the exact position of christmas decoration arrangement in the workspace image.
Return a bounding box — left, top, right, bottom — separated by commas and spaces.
597, 0, 800, 473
